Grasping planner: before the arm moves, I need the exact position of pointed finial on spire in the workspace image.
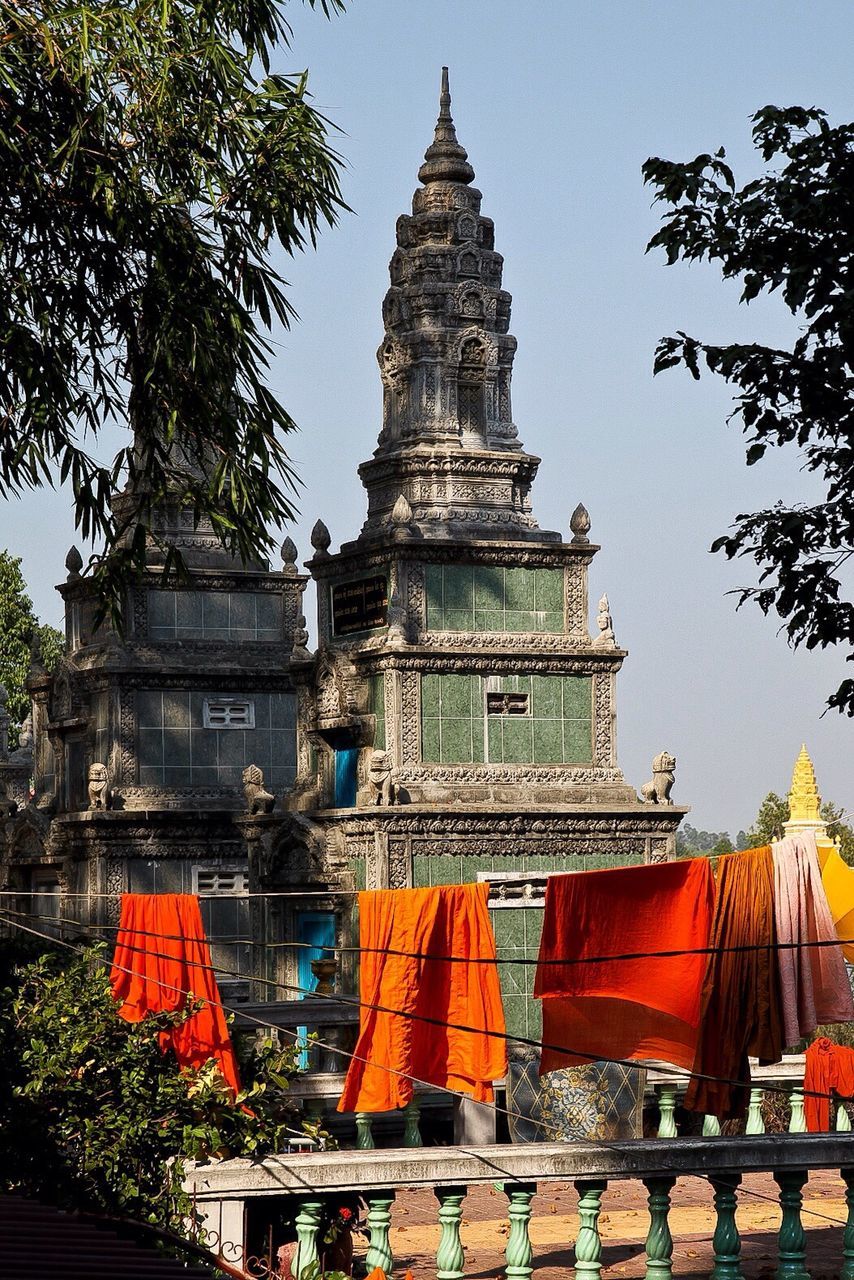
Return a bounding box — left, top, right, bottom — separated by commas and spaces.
418, 67, 475, 186
439, 65, 451, 119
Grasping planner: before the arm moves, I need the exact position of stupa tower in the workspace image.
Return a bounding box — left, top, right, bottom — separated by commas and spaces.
356, 67, 552, 545
282, 70, 685, 890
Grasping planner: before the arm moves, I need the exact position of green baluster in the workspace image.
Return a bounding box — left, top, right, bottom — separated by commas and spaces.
703, 1113, 722, 1137
643, 1176, 676, 1280
574, 1179, 607, 1280
293, 1198, 322, 1280
838, 1103, 852, 1133
435, 1186, 467, 1280
788, 1087, 806, 1134
355, 1112, 375, 1149
745, 1088, 765, 1135
774, 1170, 808, 1280
841, 1168, 854, 1280
366, 1192, 395, 1276
504, 1182, 536, 1280
656, 1086, 678, 1138
403, 1096, 422, 1147
710, 1174, 743, 1280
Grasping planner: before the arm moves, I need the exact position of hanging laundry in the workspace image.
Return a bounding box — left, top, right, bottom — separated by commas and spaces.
684, 847, 784, 1121
534, 857, 715, 1075
772, 832, 854, 1048
337, 882, 506, 1113
804, 1036, 854, 1131
816, 844, 854, 964
110, 893, 241, 1097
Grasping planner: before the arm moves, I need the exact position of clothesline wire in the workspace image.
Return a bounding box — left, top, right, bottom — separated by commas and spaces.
5, 899, 854, 968
1, 910, 847, 1236
4, 905, 852, 1115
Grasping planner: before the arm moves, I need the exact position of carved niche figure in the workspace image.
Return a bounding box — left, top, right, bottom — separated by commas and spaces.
640, 752, 677, 806
17, 714, 33, 752
242, 764, 276, 815
0, 779, 17, 821
291, 614, 312, 664
87, 763, 112, 810
592, 594, 616, 650
368, 749, 397, 807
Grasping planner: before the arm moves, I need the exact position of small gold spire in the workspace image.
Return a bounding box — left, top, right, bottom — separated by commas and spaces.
788, 743, 822, 825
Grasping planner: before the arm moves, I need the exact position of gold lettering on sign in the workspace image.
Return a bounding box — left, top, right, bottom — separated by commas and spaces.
331, 574, 389, 636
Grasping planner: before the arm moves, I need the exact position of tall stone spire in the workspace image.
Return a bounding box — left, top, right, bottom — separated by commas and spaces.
355, 68, 560, 545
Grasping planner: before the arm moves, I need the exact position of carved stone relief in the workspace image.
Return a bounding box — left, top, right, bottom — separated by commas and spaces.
399, 671, 420, 765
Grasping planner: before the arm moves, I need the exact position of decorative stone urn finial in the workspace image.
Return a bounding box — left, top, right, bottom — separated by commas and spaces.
310, 955, 337, 996
310, 519, 332, 557
280, 536, 298, 574
65, 545, 83, 579
391, 494, 413, 528
570, 503, 591, 544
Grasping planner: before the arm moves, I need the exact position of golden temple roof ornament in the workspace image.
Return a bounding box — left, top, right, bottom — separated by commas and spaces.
784, 743, 834, 851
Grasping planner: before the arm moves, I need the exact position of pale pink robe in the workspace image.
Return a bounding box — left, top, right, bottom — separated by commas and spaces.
772, 831, 854, 1048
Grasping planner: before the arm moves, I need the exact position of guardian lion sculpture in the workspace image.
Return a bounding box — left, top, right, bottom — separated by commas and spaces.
640, 751, 676, 805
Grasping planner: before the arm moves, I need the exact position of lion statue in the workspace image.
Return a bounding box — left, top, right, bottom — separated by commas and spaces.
87, 762, 112, 811
368, 749, 397, 807
640, 751, 676, 806
242, 764, 276, 815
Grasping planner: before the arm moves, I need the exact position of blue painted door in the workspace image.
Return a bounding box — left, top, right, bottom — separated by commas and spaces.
334, 746, 359, 808
296, 911, 336, 1068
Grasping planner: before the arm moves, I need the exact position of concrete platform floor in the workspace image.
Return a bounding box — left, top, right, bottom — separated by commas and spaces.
361, 1170, 850, 1279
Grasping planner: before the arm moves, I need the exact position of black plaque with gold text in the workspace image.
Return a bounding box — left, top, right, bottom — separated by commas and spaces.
331, 574, 389, 636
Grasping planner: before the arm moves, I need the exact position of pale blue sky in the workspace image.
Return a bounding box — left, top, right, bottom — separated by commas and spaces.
5, 0, 853, 833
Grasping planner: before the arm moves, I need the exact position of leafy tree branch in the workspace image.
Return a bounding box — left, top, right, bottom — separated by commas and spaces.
644, 107, 854, 714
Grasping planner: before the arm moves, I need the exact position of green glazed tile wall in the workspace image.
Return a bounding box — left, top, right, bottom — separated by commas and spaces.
421, 673, 592, 765
425, 564, 564, 634
421, 673, 485, 763
367, 674, 385, 751
412, 851, 643, 1040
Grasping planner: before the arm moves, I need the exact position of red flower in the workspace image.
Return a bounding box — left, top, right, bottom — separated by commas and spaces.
338, 1207, 353, 1221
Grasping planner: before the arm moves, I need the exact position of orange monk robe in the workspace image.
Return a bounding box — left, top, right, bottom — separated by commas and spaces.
816, 845, 854, 965
535, 858, 715, 1074
804, 1036, 854, 1132
338, 883, 506, 1114
110, 893, 241, 1097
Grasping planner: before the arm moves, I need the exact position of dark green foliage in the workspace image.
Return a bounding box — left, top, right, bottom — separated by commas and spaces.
675, 823, 734, 856
742, 789, 854, 862
0, 0, 347, 622
644, 107, 854, 714
820, 799, 854, 864
745, 791, 790, 846
0, 943, 305, 1232
0, 550, 63, 747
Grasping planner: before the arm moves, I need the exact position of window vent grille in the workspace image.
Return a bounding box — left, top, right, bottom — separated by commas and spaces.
203, 698, 254, 729
486, 691, 529, 716
195, 869, 248, 895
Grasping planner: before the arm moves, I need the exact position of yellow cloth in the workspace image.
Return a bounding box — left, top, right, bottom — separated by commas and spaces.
817, 845, 854, 964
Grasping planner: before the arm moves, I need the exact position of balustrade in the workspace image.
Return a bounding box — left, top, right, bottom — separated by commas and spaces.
187, 1133, 854, 1279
